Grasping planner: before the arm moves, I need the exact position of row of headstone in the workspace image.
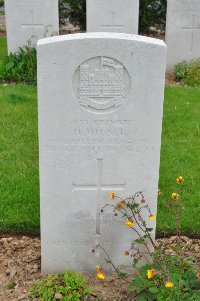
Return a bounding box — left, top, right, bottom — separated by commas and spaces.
4, 0, 139, 54
87, 0, 200, 71
4, 0, 197, 274
4, 0, 200, 70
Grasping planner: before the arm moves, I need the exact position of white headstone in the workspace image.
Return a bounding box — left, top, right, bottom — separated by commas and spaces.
166, 0, 200, 71
87, 0, 139, 34
5, 0, 59, 54
38, 33, 166, 273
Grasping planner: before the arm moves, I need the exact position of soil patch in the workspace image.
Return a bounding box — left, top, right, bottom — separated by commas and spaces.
165, 72, 182, 86
0, 236, 200, 300
0, 12, 5, 32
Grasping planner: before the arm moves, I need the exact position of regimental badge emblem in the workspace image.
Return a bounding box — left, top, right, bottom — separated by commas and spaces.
73, 56, 131, 114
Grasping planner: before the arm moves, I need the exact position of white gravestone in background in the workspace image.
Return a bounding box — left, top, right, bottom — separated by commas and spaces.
5, 0, 59, 54
38, 33, 166, 273
87, 0, 139, 34
166, 0, 200, 71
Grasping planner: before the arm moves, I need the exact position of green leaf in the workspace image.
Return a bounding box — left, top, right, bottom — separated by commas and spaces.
135, 238, 145, 244
127, 203, 140, 210
134, 277, 148, 287
118, 272, 127, 279
132, 258, 140, 268
149, 286, 160, 294
136, 292, 149, 301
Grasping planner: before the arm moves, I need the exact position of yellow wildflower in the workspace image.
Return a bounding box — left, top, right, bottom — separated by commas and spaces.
158, 189, 161, 196
196, 273, 200, 279
149, 215, 156, 220
110, 192, 115, 201
97, 272, 105, 280
176, 176, 184, 184
125, 219, 134, 228
165, 281, 174, 288
171, 192, 180, 201
147, 269, 157, 279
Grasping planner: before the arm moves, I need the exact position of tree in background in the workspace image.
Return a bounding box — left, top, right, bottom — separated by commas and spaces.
59, 0, 167, 34
139, 0, 167, 34
0, 0, 4, 8
59, 0, 86, 31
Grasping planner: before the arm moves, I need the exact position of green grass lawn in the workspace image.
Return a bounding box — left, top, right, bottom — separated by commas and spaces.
0, 84, 39, 234
158, 86, 200, 237
0, 84, 200, 237
0, 35, 7, 64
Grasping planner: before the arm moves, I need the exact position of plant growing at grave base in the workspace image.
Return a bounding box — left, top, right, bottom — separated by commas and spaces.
6, 281, 16, 289
29, 270, 92, 300
175, 59, 200, 86
0, 46, 37, 84
93, 177, 200, 301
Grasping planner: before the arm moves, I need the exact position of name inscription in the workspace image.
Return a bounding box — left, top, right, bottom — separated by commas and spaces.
45, 119, 154, 155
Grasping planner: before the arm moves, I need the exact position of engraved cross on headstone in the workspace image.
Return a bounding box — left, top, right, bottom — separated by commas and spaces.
73, 159, 125, 235
102, 12, 124, 32
183, 15, 200, 51
21, 10, 45, 36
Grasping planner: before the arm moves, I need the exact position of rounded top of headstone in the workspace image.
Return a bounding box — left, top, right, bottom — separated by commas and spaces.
37, 32, 166, 48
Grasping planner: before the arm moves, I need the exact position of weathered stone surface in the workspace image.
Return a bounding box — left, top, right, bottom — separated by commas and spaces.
37, 32, 166, 273
166, 0, 200, 71
87, 0, 139, 34
5, 0, 59, 53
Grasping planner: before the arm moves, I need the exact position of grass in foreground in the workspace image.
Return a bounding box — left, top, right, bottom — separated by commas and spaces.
158, 86, 200, 237
0, 84, 39, 234
0, 84, 200, 236
0, 36, 7, 64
